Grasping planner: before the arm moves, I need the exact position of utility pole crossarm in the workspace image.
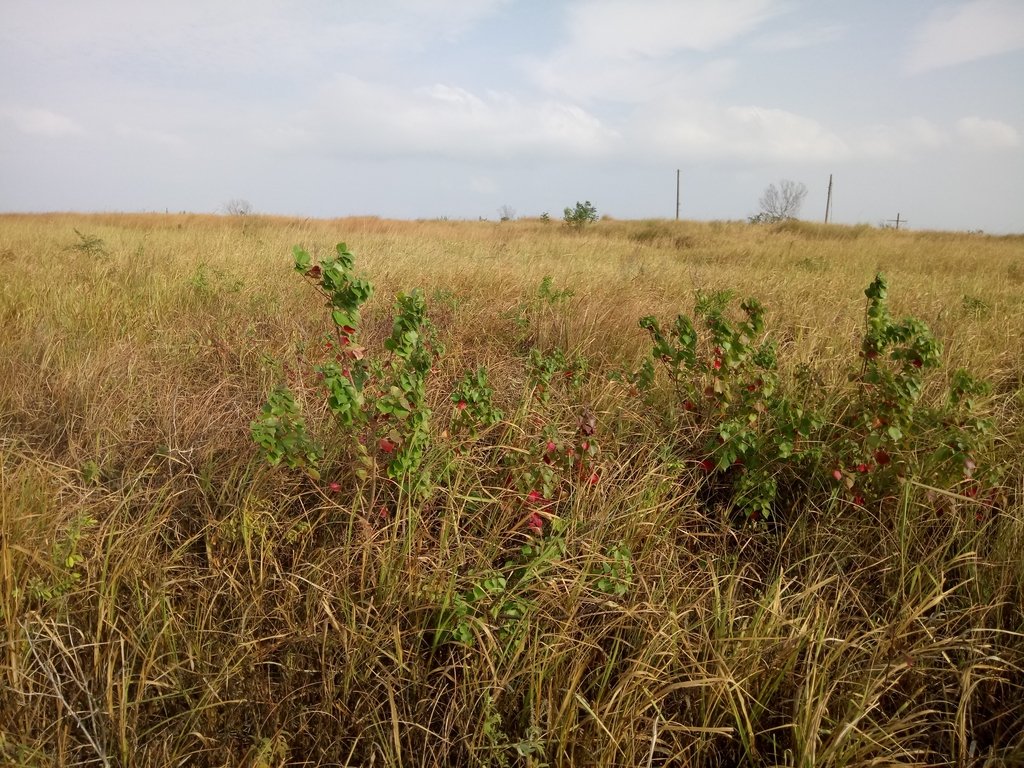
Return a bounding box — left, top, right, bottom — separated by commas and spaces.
886, 213, 907, 230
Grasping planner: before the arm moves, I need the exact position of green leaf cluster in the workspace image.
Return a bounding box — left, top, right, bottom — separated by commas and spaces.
250, 386, 321, 476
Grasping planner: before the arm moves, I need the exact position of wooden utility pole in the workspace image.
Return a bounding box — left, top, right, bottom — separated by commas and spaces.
675, 169, 680, 220
824, 174, 833, 223
886, 213, 907, 230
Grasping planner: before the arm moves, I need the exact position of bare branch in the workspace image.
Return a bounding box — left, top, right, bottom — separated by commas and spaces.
754, 180, 807, 223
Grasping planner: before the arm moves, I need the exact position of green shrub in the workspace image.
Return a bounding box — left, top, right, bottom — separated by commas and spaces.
563, 200, 598, 228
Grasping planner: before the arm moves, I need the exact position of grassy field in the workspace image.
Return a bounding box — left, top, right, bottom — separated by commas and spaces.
1, 213, 1023, 766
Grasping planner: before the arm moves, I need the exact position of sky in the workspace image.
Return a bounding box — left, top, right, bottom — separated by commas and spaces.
1, 0, 1023, 232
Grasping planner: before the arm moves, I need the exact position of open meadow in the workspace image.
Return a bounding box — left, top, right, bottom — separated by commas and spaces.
1, 213, 1023, 766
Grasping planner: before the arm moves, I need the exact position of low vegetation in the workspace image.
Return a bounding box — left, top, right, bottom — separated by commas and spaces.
1, 213, 1022, 766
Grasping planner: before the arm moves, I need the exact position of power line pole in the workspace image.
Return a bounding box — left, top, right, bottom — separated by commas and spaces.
824, 173, 833, 223
886, 212, 907, 230
675, 169, 680, 220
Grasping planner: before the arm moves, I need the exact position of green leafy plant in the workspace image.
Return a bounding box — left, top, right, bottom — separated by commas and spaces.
537, 275, 574, 304
255, 242, 443, 499
639, 293, 810, 520
632, 274, 997, 521
251, 386, 322, 477
516, 407, 601, 514
451, 367, 504, 437
70, 229, 108, 259
433, 519, 567, 649
961, 294, 990, 318
836, 274, 941, 482
374, 289, 444, 497
511, 275, 576, 342
27, 513, 96, 604
825, 275, 994, 507
295, 242, 376, 443
563, 200, 598, 229
527, 348, 586, 404
593, 542, 633, 597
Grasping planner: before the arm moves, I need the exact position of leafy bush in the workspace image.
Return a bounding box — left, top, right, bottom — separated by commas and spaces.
255, 243, 444, 499
70, 229, 108, 259
258, 239, 999, 530
630, 273, 996, 521
451, 367, 503, 437
563, 200, 598, 228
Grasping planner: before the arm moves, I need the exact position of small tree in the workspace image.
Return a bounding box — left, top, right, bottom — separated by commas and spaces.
564, 200, 598, 228
222, 198, 253, 216
751, 180, 806, 223
498, 204, 516, 222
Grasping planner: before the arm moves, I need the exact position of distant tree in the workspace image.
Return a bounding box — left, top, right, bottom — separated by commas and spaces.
498, 204, 516, 222
564, 200, 598, 228
222, 198, 253, 216
750, 180, 806, 223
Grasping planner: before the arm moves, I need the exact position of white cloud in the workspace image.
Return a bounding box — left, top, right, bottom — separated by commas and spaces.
753, 24, 845, 52
904, 117, 951, 150
527, 0, 783, 102
637, 107, 1001, 164
388, 0, 513, 41
850, 118, 951, 158
0, 107, 84, 137
0, 0, 512, 80
277, 75, 618, 159
264, 75, 1015, 168
639, 101, 851, 162
528, 53, 738, 105
905, 0, 1024, 74
113, 123, 187, 150
956, 116, 1020, 148
567, 0, 780, 56
809, 116, 1019, 158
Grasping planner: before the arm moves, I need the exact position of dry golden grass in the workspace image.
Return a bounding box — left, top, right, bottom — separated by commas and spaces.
1, 213, 1022, 766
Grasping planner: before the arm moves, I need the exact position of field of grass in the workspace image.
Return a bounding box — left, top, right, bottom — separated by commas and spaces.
1, 213, 1023, 766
